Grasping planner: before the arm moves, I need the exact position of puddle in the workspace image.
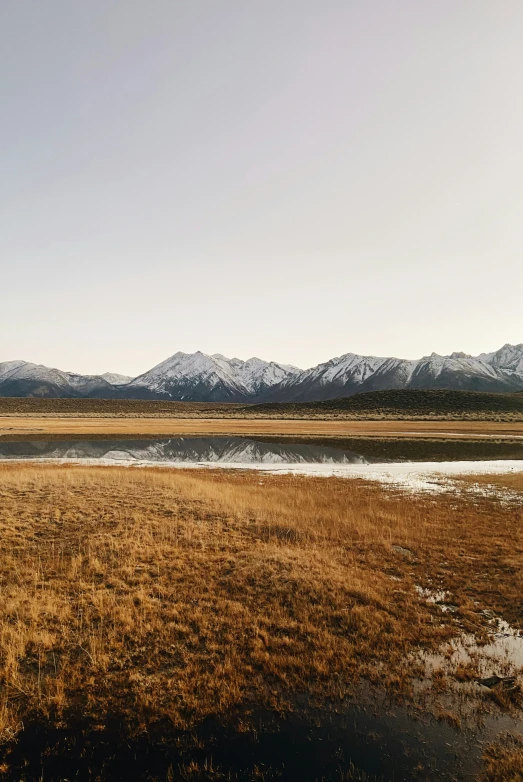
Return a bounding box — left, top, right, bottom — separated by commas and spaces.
0, 689, 512, 781
415, 585, 458, 612
415, 586, 523, 709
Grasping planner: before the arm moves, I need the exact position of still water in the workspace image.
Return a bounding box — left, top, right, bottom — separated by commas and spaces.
1, 435, 523, 465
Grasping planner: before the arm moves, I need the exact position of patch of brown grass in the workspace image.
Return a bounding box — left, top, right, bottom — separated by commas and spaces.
481, 733, 523, 780
0, 463, 521, 748
457, 471, 523, 494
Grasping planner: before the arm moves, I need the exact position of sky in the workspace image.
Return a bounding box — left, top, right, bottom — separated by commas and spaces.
1, 1, 522, 376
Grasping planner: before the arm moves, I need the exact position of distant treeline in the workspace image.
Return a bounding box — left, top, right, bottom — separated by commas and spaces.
250, 389, 523, 415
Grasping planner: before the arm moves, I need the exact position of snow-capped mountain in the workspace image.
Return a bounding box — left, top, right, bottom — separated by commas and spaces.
406, 352, 514, 392
0, 361, 125, 398
127, 352, 301, 402
218, 355, 299, 395
1, 344, 523, 402
258, 353, 417, 402
479, 343, 523, 377
259, 344, 523, 403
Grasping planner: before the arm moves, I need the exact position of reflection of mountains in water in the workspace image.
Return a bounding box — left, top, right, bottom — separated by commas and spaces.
0, 437, 372, 465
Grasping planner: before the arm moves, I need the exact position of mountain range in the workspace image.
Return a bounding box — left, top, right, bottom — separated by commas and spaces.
1, 344, 523, 403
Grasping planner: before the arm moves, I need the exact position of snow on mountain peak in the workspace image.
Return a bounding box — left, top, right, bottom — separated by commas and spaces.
0, 360, 29, 378
129, 351, 301, 398
479, 343, 523, 375
101, 372, 133, 385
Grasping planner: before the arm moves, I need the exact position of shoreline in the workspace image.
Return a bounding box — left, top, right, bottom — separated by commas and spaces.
1, 457, 523, 496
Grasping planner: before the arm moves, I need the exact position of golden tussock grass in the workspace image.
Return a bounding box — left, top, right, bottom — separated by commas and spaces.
2, 416, 523, 439
457, 471, 523, 493
481, 733, 523, 781
0, 463, 521, 749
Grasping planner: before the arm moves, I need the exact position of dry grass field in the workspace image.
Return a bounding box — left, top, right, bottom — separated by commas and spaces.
2, 416, 523, 441
0, 464, 522, 778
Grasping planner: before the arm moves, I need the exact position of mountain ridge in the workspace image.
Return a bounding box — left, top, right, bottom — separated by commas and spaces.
1, 343, 522, 402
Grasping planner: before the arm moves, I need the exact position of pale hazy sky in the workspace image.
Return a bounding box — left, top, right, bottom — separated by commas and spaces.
1, 1, 522, 376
